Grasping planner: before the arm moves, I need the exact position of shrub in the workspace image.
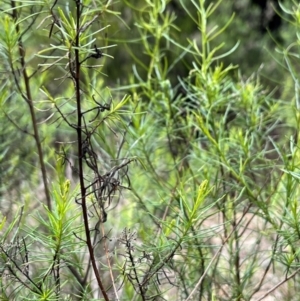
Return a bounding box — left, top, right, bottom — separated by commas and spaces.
1, 1, 300, 300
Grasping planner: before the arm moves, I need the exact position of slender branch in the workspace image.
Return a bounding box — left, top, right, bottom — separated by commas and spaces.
73, 2, 109, 300
101, 223, 120, 301
254, 267, 300, 301
10, 0, 51, 210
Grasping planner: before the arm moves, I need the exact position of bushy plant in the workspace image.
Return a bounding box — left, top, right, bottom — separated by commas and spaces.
1, 0, 300, 300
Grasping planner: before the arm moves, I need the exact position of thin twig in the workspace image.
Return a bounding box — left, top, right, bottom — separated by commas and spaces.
254, 267, 300, 301
101, 223, 120, 301
11, 0, 51, 210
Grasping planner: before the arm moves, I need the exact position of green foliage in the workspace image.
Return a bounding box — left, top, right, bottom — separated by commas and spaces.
1, 0, 300, 300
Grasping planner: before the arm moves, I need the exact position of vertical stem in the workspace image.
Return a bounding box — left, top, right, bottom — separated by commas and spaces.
73, 2, 109, 300
200, 0, 207, 71
233, 209, 241, 300
11, 1, 51, 210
